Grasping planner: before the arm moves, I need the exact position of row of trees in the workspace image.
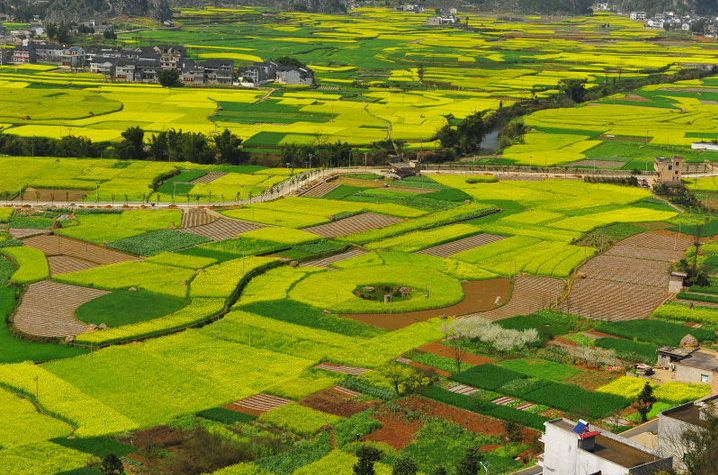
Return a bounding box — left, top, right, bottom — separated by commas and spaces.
0, 126, 251, 165
116, 126, 250, 165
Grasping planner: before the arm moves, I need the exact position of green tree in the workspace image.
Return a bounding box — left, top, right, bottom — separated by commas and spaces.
393, 456, 419, 475
158, 68, 183, 88
214, 128, 249, 165
681, 408, 718, 475
100, 454, 124, 475
558, 79, 588, 103
116, 126, 146, 160
632, 382, 657, 423
354, 446, 382, 475
456, 446, 485, 475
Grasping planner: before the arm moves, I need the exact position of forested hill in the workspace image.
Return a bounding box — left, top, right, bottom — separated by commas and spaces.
469, 0, 718, 15
0, 0, 347, 21
1, 0, 717, 22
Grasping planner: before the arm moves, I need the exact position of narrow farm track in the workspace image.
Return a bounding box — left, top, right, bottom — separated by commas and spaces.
304, 212, 403, 238
559, 231, 694, 321
469, 275, 566, 321
417, 233, 505, 257
183, 217, 263, 241
13, 281, 109, 338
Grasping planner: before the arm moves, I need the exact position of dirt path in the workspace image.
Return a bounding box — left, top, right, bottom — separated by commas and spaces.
342, 278, 511, 330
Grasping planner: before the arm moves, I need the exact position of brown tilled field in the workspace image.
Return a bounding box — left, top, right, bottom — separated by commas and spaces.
300, 180, 341, 198
13, 281, 108, 338
301, 248, 366, 268
300, 386, 379, 417
470, 275, 565, 321
192, 172, 227, 184
183, 217, 263, 241
181, 208, 218, 228
399, 396, 539, 441
304, 212, 403, 238
418, 233, 505, 258
559, 231, 694, 321
343, 278, 512, 329
24, 235, 135, 273
14, 187, 91, 202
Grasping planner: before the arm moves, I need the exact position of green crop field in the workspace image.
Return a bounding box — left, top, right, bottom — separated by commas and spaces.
3, 5, 718, 474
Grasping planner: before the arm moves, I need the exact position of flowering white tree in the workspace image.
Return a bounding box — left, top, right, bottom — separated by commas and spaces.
450, 317, 539, 352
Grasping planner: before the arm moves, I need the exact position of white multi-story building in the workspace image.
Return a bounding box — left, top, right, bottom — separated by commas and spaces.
540, 419, 673, 475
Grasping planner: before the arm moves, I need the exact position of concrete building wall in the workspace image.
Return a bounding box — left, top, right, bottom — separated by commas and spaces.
675, 364, 714, 385
542, 423, 630, 475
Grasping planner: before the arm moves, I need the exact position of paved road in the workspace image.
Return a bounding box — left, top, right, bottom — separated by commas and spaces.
1, 165, 714, 210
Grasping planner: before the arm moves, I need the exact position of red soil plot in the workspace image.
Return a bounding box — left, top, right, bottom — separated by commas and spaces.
301, 386, 380, 417
417, 233, 505, 258
300, 180, 342, 198
363, 407, 424, 450
399, 396, 540, 442
343, 278, 512, 330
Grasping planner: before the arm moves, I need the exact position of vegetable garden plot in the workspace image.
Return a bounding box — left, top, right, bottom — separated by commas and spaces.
304, 212, 404, 239
300, 386, 377, 417
13, 281, 109, 338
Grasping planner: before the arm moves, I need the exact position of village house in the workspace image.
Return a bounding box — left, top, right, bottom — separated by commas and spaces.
275, 66, 314, 86
238, 61, 315, 87
540, 418, 673, 475
12, 45, 36, 64
657, 394, 718, 472
654, 156, 683, 185
657, 335, 718, 391
61, 46, 86, 69
34, 43, 64, 63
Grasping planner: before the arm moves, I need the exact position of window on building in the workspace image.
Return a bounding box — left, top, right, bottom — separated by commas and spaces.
701, 374, 710, 383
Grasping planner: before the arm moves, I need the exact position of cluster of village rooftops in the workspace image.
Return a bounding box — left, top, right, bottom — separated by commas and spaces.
0, 39, 314, 87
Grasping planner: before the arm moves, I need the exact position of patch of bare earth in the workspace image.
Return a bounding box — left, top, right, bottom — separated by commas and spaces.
304, 212, 403, 239
560, 231, 693, 321
183, 218, 263, 241
343, 278, 512, 330
24, 234, 136, 275
14, 187, 91, 202
13, 281, 109, 338
417, 233, 505, 258
468, 275, 565, 321
301, 386, 379, 417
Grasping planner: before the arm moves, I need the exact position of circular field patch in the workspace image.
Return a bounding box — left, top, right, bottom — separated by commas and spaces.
76, 289, 188, 327
289, 265, 463, 313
